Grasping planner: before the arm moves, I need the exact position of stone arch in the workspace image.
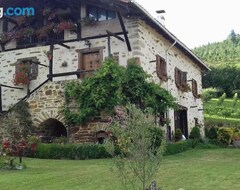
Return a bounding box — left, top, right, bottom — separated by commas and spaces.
39, 118, 67, 138
95, 130, 109, 144
32, 109, 66, 128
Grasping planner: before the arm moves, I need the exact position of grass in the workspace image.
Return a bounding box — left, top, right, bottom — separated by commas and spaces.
204, 98, 240, 127
208, 98, 240, 109
1, 149, 240, 190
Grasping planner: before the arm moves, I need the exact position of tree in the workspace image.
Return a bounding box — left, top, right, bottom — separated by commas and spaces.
228, 30, 237, 44
105, 104, 165, 190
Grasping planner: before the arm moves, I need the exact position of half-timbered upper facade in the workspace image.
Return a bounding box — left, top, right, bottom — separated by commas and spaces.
0, 0, 209, 142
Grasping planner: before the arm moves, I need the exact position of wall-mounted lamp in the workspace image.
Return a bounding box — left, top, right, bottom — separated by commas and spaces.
85, 40, 91, 49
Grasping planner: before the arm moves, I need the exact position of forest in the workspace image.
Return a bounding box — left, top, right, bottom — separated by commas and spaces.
193, 30, 240, 97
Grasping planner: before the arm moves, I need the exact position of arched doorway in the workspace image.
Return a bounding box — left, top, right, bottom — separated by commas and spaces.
95, 130, 108, 144
39, 118, 67, 143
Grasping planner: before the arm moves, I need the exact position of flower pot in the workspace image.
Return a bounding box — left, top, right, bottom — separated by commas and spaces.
233, 140, 240, 147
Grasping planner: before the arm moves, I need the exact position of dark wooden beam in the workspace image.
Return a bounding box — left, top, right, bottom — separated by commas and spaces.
47, 70, 95, 78
116, 9, 132, 51
82, 32, 126, 41
0, 85, 2, 112
106, 30, 125, 42
107, 35, 111, 57
0, 84, 24, 90
31, 61, 49, 68
49, 44, 54, 81
52, 41, 71, 49
5, 16, 18, 25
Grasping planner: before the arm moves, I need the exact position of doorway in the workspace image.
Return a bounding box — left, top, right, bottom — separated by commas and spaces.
174, 108, 188, 139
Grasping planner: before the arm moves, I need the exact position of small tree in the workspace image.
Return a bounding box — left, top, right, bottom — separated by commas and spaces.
232, 93, 238, 108
105, 105, 165, 190
217, 93, 226, 106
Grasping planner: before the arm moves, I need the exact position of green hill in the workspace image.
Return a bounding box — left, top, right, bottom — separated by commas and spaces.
193, 30, 240, 97
193, 30, 240, 66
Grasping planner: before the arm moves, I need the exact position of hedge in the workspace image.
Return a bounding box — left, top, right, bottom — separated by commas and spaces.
33, 139, 222, 160
34, 143, 110, 160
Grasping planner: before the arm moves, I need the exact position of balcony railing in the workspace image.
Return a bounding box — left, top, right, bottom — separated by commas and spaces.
17, 32, 64, 48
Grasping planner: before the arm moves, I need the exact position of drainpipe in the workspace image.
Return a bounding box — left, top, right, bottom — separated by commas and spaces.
165, 40, 177, 141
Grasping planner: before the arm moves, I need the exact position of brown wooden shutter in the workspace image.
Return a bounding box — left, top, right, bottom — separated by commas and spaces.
30, 61, 38, 80
156, 55, 167, 81
156, 55, 161, 79
175, 67, 181, 88
192, 79, 198, 98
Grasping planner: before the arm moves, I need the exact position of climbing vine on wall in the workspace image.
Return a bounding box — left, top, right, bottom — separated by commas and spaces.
63, 58, 176, 125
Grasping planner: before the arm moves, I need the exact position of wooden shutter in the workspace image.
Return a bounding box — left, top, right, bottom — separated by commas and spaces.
181, 72, 187, 85
175, 67, 181, 88
30, 61, 38, 80
156, 55, 167, 81
192, 79, 198, 98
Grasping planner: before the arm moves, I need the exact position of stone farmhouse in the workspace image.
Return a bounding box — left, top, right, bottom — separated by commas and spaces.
0, 0, 209, 143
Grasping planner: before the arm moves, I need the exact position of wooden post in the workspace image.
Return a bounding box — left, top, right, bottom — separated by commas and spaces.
108, 35, 111, 57
49, 44, 54, 81
0, 84, 2, 112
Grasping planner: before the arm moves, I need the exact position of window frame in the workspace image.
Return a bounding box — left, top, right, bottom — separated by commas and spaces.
15, 59, 39, 81
87, 5, 116, 22
175, 67, 189, 91
76, 47, 104, 79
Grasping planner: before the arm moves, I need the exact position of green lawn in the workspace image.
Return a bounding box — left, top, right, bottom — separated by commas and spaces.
1, 149, 240, 190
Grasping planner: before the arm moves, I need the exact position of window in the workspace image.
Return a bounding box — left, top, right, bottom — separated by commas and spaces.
175, 67, 190, 92
87, 5, 116, 21
156, 54, 167, 81
16, 59, 38, 80
192, 79, 198, 98
77, 48, 104, 78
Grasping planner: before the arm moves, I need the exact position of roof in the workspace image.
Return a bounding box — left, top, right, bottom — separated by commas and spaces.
121, 0, 210, 71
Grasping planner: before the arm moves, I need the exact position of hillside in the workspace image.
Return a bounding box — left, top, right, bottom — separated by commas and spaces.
193, 30, 240, 96
193, 30, 240, 66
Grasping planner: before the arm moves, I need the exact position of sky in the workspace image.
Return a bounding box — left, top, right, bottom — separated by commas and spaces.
135, 0, 240, 49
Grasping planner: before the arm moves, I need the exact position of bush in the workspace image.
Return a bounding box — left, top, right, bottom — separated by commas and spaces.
217, 127, 234, 145
189, 127, 201, 140
34, 143, 110, 160
164, 140, 200, 155
148, 127, 164, 149
202, 88, 218, 102
207, 127, 218, 139
174, 129, 182, 141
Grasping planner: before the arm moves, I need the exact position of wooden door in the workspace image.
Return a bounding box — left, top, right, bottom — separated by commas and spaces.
174, 109, 188, 139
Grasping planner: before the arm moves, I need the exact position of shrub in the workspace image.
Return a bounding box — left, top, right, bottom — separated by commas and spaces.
174, 128, 182, 141
34, 143, 110, 160
189, 127, 201, 140
217, 127, 234, 145
164, 140, 200, 155
148, 127, 164, 149
202, 88, 217, 102
207, 127, 218, 139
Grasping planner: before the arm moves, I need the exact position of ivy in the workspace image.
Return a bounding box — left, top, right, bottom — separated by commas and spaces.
63, 58, 176, 125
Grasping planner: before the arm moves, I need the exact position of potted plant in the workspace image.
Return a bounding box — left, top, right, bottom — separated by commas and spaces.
12, 63, 29, 86
56, 21, 75, 32
233, 132, 240, 147
181, 83, 191, 92
80, 16, 96, 26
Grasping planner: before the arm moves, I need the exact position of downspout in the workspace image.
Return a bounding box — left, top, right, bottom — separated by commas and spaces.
165, 40, 177, 141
